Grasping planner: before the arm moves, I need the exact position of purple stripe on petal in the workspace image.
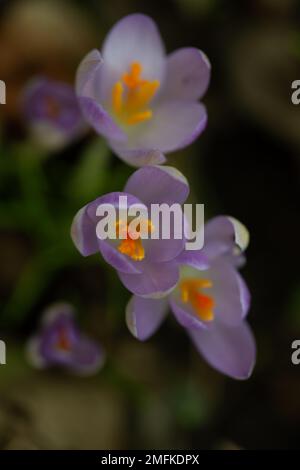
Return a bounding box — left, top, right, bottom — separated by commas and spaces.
79, 96, 126, 142
188, 320, 256, 380
164, 48, 211, 101
124, 165, 189, 205
126, 295, 168, 340
118, 260, 179, 298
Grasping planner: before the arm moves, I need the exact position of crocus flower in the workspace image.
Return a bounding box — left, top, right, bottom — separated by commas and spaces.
23, 77, 86, 150
125, 216, 256, 380
27, 303, 105, 375
75, 13, 210, 166
71, 165, 189, 297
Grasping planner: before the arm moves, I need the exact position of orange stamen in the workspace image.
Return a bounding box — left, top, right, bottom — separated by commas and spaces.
180, 279, 215, 322
111, 61, 160, 126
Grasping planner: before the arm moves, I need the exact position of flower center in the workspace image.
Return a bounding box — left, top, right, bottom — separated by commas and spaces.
180, 279, 215, 322
111, 62, 160, 126
116, 218, 153, 261
56, 328, 72, 351
45, 96, 61, 119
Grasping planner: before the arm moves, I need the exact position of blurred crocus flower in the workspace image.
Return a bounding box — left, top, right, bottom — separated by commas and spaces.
27, 303, 105, 375
23, 78, 86, 150
71, 165, 189, 297
126, 216, 256, 380
76, 13, 210, 166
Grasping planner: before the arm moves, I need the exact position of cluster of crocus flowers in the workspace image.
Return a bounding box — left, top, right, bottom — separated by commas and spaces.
27, 303, 105, 375
22, 12, 256, 380
71, 166, 256, 379
23, 77, 86, 150
75, 13, 210, 166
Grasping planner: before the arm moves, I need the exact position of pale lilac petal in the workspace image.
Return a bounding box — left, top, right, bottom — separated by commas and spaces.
236, 272, 251, 319
75, 49, 103, 98
163, 48, 211, 101
68, 336, 105, 375
175, 250, 210, 270
85, 191, 145, 223
126, 295, 168, 340
188, 320, 256, 379
144, 236, 185, 264
205, 260, 251, 326
203, 216, 249, 266
71, 205, 99, 257
170, 294, 209, 330
78, 96, 126, 142
102, 14, 165, 88
127, 101, 207, 153
124, 165, 189, 205
118, 261, 179, 297
109, 143, 167, 167
98, 239, 142, 274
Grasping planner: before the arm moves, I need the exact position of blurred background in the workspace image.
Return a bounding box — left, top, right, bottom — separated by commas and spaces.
0, 0, 299, 450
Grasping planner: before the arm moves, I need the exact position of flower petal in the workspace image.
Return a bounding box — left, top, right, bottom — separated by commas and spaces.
75, 49, 103, 98
68, 336, 105, 375
124, 165, 189, 205
170, 293, 209, 330
126, 101, 207, 153
175, 250, 210, 270
108, 143, 166, 167
118, 260, 179, 298
163, 48, 211, 101
71, 205, 99, 257
188, 320, 256, 379
206, 260, 251, 325
102, 14, 165, 86
126, 295, 168, 340
203, 216, 249, 266
98, 239, 142, 274
78, 96, 126, 142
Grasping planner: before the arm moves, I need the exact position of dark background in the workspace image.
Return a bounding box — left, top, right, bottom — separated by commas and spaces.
0, 0, 299, 449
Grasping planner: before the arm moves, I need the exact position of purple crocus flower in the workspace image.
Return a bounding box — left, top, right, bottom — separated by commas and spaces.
125, 216, 256, 380
71, 165, 189, 297
75, 13, 210, 166
23, 77, 86, 150
27, 303, 105, 375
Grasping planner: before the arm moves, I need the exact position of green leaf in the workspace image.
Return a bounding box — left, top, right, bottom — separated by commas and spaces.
67, 138, 111, 204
